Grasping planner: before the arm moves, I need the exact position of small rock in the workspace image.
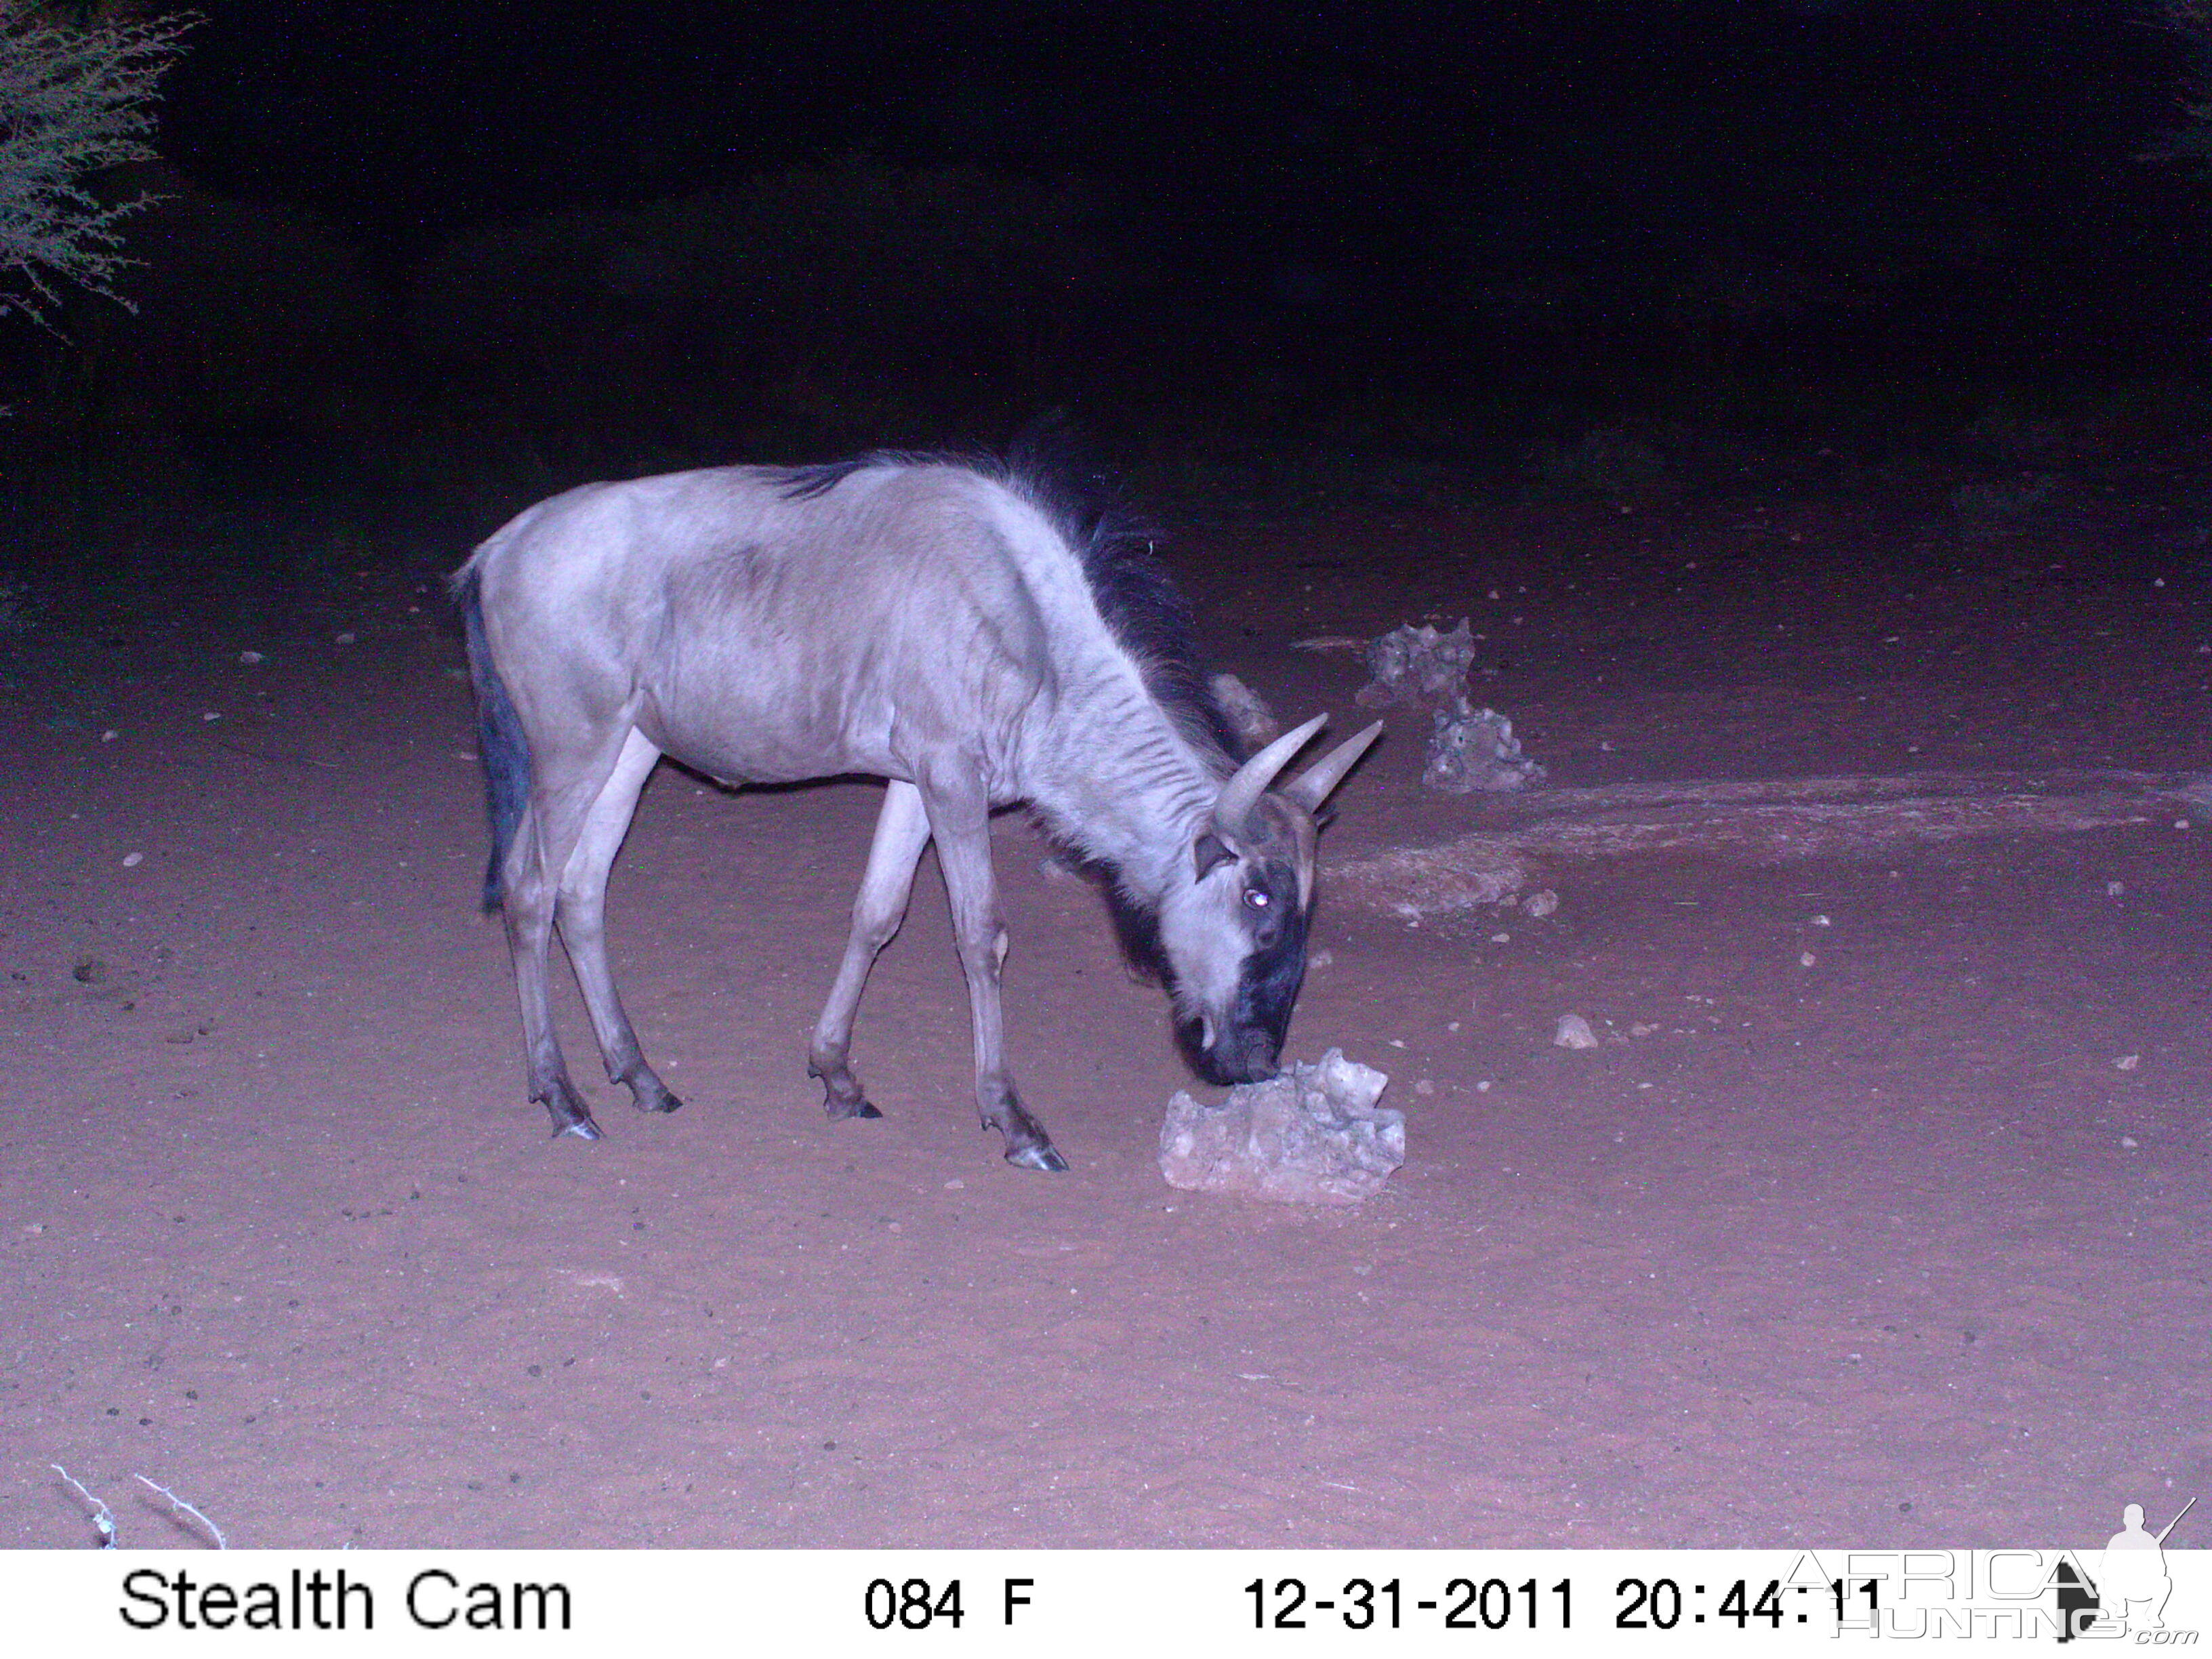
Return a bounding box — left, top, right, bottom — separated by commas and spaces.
1521, 888, 1559, 918
238, 651, 264, 665
1425, 703, 1544, 794
1308, 949, 1332, 969
1210, 673, 1280, 746
1799, 951, 1817, 968
1553, 1014, 1600, 1050
2105, 881, 2124, 899
1475, 1080, 1492, 1092
1629, 1021, 1658, 1038
1357, 620, 1475, 710
1413, 1078, 1435, 1096
943, 1179, 964, 1190
1811, 913, 1831, 927
1159, 1048, 1404, 1206
2114, 1054, 2140, 1071
121, 852, 144, 868
334, 632, 356, 645
2121, 1136, 2139, 1149
71, 958, 107, 985
201, 712, 220, 722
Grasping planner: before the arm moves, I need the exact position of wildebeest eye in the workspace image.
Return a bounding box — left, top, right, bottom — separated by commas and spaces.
1244, 889, 1270, 909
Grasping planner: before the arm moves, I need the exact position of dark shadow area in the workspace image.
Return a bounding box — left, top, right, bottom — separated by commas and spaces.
3, 0, 2208, 577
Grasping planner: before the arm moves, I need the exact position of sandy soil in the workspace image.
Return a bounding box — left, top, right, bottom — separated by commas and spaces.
3, 487, 2207, 1549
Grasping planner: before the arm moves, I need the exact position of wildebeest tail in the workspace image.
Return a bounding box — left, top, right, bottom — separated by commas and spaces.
455, 567, 530, 915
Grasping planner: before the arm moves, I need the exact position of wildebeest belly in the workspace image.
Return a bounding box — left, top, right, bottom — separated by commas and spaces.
638, 637, 909, 786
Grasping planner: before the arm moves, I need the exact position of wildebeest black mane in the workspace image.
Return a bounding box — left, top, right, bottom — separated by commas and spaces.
772, 440, 1247, 769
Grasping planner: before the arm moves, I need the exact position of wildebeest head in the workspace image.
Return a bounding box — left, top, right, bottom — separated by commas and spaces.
1154, 715, 1382, 1085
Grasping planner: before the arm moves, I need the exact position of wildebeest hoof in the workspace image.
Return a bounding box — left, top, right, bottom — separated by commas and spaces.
811, 1063, 882, 1120
626, 1075, 684, 1115
554, 1115, 604, 1142
1006, 1141, 1069, 1172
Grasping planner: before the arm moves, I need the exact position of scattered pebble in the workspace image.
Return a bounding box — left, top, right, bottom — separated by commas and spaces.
1308, 949, 1333, 969
2121, 1136, 2139, 1149
1446, 1020, 1460, 1032
1799, 951, 1817, 968
1811, 914, 1831, 927
121, 853, 143, 867
1210, 673, 1279, 745
334, 632, 356, 645
238, 651, 264, 665
943, 1179, 964, 1190
201, 712, 220, 722
1553, 1014, 1599, 1050
2114, 1054, 2140, 1072
1490, 932, 1511, 944
1629, 1021, 1658, 1038
2106, 881, 2125, 899
100, 730, 117, 742
1475, 1080, 1492, 1092
1413, 1079, 1435, 1097
2177, 820, 2193, 832
1521, 889, 1559, 919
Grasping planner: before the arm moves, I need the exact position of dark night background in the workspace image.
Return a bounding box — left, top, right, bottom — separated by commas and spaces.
5, 0, 2211, 544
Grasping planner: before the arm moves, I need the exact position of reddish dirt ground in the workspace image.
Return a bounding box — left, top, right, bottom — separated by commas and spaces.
3, 489, 2209, 1549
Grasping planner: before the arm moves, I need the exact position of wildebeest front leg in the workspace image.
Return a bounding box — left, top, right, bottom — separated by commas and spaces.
921, 764, 1068, 1172
809, 779, 932, 1121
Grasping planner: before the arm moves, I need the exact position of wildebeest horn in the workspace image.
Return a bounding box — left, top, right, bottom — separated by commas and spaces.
1282, 720, 1383, 813
1212, 714, 1328, 834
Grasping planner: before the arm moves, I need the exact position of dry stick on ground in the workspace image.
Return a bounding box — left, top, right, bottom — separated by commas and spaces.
135, 1474, 228, 1549
1327, 769, 2212, 918
48, 1463, 117, 1549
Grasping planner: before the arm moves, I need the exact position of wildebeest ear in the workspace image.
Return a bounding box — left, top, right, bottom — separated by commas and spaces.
1192, 832, 1237, 880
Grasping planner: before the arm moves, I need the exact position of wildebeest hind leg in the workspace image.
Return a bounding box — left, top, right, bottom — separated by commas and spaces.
809, 779, 931, 1121
558, 728, 681, 1115
505, 724, 642, 1140
502, 805, 601, 1141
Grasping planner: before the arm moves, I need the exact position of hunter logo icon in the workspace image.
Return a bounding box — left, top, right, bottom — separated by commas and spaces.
2057, 1496, 2196, 1641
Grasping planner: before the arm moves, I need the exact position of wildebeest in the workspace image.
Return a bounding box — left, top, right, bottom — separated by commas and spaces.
453, 451, 1380, 1170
